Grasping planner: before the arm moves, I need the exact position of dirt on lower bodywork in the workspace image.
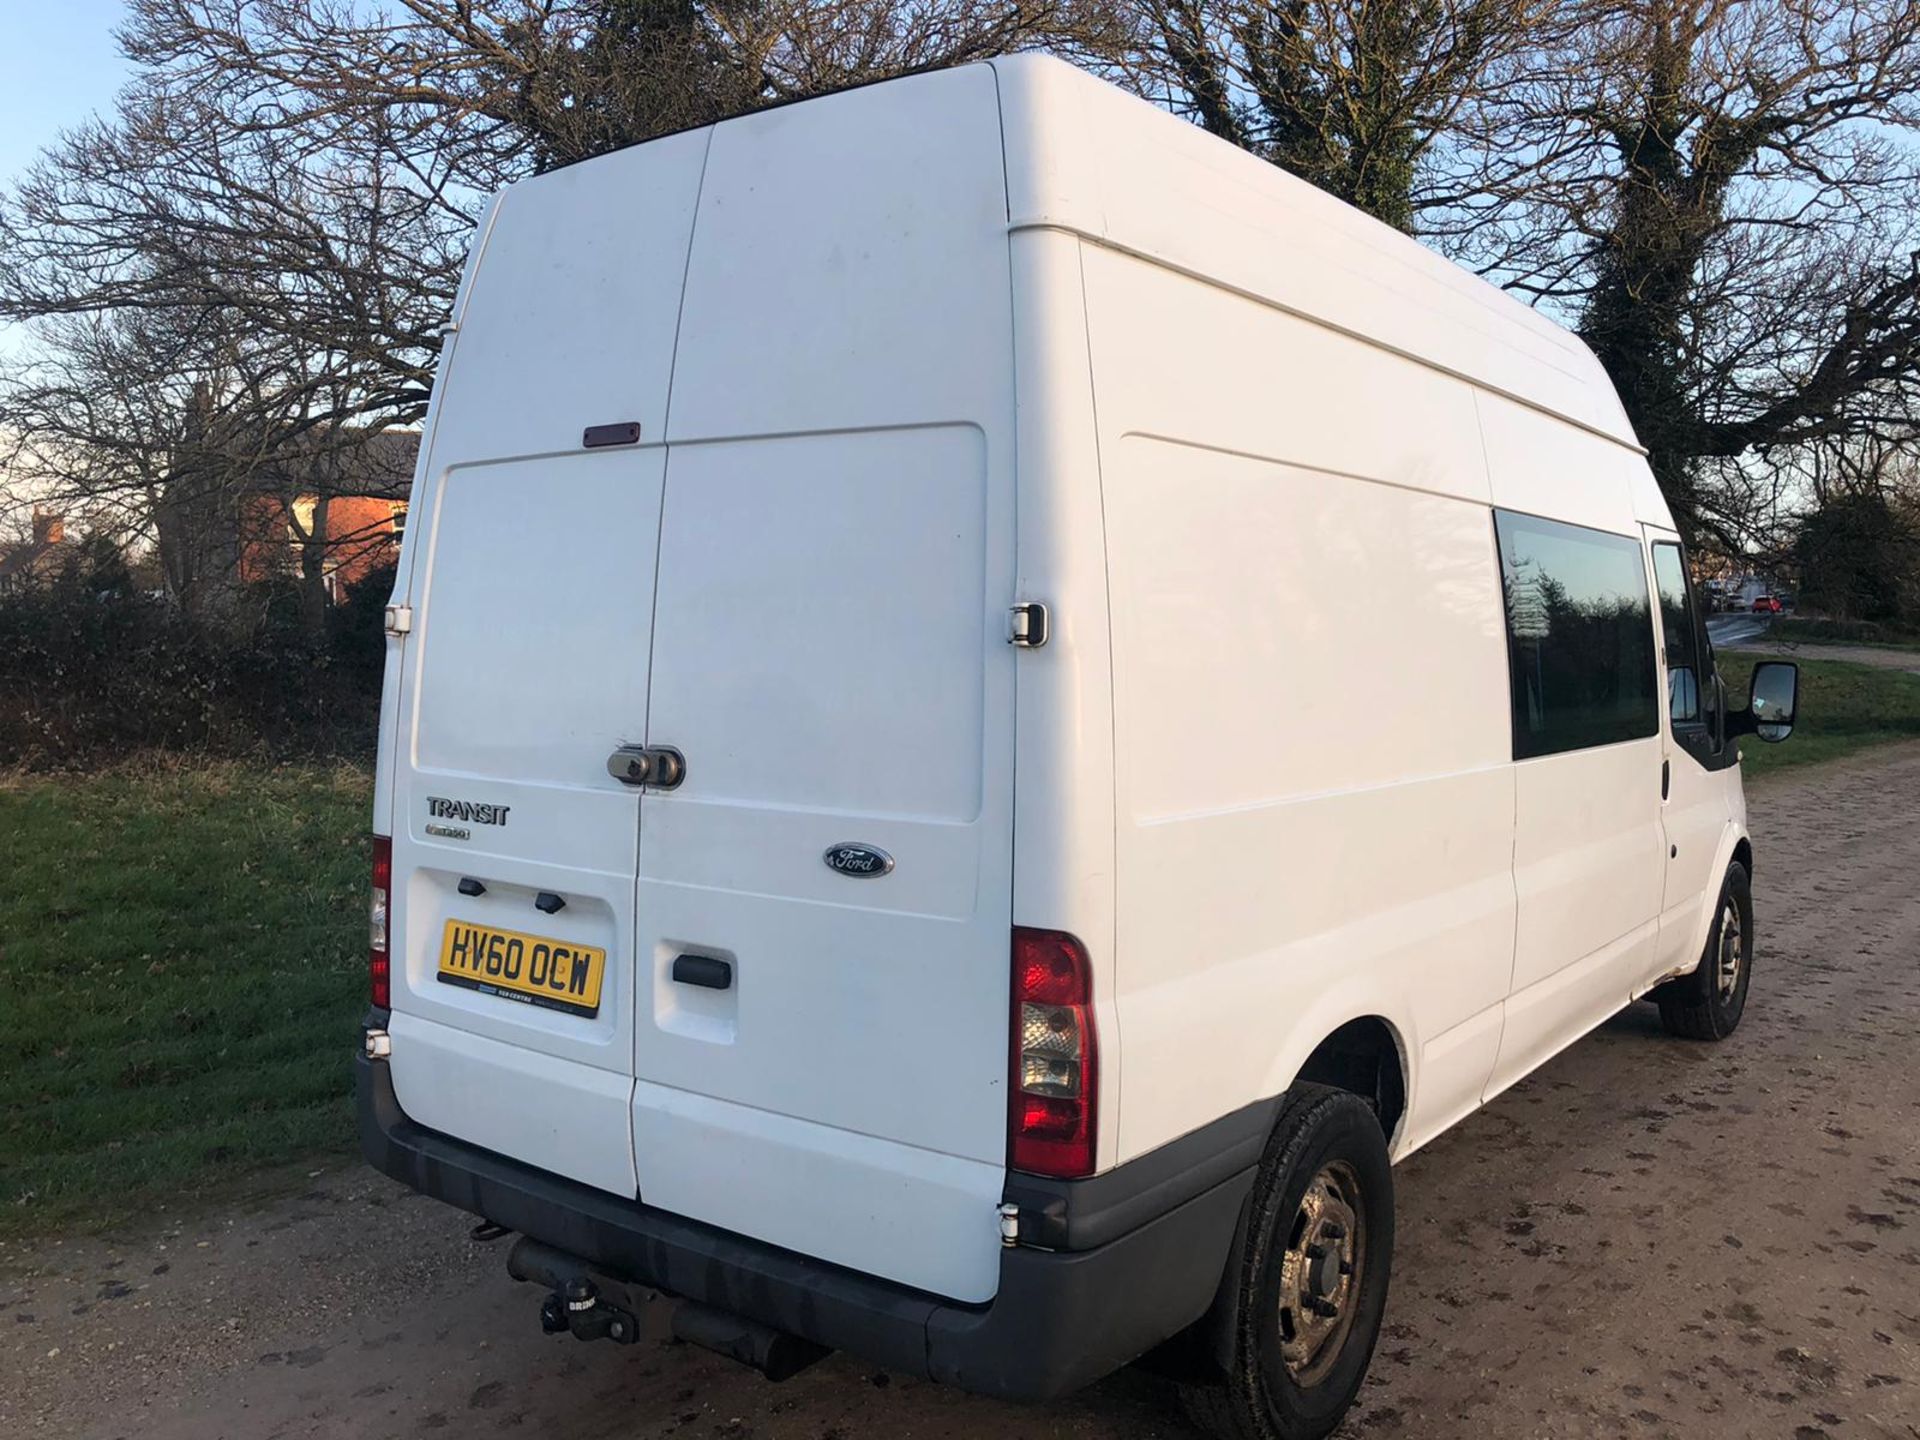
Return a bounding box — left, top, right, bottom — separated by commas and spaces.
4, 746, 1919, 1440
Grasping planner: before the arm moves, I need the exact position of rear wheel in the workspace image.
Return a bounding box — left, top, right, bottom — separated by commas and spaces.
1180, 1085, 1393, 1440
1655, 861, 1753, 1040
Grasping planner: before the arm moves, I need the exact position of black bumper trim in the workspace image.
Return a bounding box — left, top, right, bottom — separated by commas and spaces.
1003, 1096, 1278, 1251
358, 1054, 1254, 1400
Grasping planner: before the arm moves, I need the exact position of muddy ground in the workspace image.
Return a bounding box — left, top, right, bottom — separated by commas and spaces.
3, 746, 1918, 1440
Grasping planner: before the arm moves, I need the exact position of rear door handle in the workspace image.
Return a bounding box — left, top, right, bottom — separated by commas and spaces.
1661, 758, 1670, 800
607, 745, 685, 789
671, 955, 732, 990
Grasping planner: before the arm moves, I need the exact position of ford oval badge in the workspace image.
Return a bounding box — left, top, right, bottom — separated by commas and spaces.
823, 843, 894, 878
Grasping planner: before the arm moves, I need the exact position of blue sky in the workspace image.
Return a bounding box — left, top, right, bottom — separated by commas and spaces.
0, 1, 133, 354
0, 0, 134, 190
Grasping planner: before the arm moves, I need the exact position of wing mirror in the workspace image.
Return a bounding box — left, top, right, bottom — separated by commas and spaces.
1730, 660, 1797, 743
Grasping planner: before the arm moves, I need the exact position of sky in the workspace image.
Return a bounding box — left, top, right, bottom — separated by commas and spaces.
0, 0, 134, 356
0, 0, 134, 189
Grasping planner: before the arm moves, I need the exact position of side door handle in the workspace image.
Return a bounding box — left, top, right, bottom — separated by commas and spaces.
1660, 758, 1670, 800
607, 745, 686, 789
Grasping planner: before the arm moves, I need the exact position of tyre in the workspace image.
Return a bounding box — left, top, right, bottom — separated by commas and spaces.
1179, 1085, 1394, 1440
1655, 860, 1753, 1040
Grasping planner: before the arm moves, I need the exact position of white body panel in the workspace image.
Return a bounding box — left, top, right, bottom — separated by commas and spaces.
375, 54, 1752, 1305
1642, 523, 1736, 993
1079, 247, 1519, 1160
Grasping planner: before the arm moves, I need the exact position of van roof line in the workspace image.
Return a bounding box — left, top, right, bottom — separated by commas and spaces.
1019, 223, 1650, 460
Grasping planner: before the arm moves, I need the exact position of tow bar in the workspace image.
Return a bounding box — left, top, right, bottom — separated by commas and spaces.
508, 1239, 643, 1345
505, 1236, 829, 1381
541, 1276, 640, 1344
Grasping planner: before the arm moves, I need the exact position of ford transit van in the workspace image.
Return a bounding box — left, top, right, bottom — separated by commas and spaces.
357, 55, 1799, 1439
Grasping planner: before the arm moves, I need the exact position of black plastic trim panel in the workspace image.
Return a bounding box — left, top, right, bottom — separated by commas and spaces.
358, 1054, 1254, 1400
1002, 1097, 1277, 1251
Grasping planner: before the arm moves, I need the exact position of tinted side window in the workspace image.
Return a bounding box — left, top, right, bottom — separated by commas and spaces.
1495, 510, 1659, 759
1651, 542, 1700, 724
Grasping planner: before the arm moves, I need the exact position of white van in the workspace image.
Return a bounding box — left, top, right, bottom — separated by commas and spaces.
358, 56, 1799, 1438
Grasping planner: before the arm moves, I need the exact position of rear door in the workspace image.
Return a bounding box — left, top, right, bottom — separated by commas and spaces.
382, 128, 710, 1198
632, 427, 1011, 1304
627, 67, 1020, 1305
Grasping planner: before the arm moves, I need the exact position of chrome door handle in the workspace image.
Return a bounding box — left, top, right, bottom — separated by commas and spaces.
607, 745, 685, 789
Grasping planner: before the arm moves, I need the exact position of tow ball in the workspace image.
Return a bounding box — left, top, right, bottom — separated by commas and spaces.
508, 1237, 829, 1381
539, 1276, 641, 1345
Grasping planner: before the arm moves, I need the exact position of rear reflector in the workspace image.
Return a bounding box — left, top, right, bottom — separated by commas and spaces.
370, 835, 392, 1009
1010, 927, 1096, 1178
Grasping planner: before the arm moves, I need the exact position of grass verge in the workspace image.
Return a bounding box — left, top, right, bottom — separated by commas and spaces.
0, 759, 370, 1238
1765, 616, 1920, 651
1719, 652, 1920, 779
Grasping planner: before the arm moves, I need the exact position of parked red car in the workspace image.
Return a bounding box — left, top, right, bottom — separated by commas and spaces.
1751, 595, 1784, 614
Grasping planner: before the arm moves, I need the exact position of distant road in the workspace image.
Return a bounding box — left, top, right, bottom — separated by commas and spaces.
1707, 612, 1771, 647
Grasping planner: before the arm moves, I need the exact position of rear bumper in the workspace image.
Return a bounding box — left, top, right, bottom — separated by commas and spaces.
357, 1052, 1260, 1400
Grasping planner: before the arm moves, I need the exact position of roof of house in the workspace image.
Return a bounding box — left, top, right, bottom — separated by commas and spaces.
245, 427, 420, 501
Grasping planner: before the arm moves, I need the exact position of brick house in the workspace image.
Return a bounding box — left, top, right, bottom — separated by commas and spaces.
229, 430, 419, 603
0, 508, 74, 594
238, 490, 410, 602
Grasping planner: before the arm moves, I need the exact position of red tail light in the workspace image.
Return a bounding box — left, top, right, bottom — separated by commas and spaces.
1010, 927, 1097, 1178
370, 835, 392, 1009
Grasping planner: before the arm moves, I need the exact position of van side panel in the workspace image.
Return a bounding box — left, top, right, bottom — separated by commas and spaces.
1475, 391, 1643, 535
992, 54, 1636, 450
1489, 736, 1664, 1095
1081, 247, 1517, 1163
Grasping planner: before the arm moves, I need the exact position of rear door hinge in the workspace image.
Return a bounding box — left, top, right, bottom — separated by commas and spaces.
1008, 601, 1050, 648
383, 603, 413, 636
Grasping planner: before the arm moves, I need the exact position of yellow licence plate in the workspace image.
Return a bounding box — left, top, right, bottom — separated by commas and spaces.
437, 920, 606, 1018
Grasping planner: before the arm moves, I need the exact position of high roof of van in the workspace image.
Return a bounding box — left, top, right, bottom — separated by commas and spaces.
455, 55, 1639, 463
988, 55, 1639, 451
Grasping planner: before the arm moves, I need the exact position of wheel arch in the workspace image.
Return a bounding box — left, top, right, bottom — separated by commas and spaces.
1292, 1016, 1408, 1153
1254, 999, 1417, 1148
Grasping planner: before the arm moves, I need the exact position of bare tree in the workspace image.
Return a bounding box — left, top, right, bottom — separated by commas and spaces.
1118, 0, 1920, 552
0, 293, 404, 630
1, 0, 1127, 617
3, 307, 238, 617
1120, 0, 1558, 233
1437, 0, 1920, 549
14, 0, 1918, 568
0, 77, 444, 630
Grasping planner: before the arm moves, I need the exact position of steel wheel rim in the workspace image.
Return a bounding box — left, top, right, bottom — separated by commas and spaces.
1715, 897, 1744, 1001
1278, 1159, 1365, 1386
